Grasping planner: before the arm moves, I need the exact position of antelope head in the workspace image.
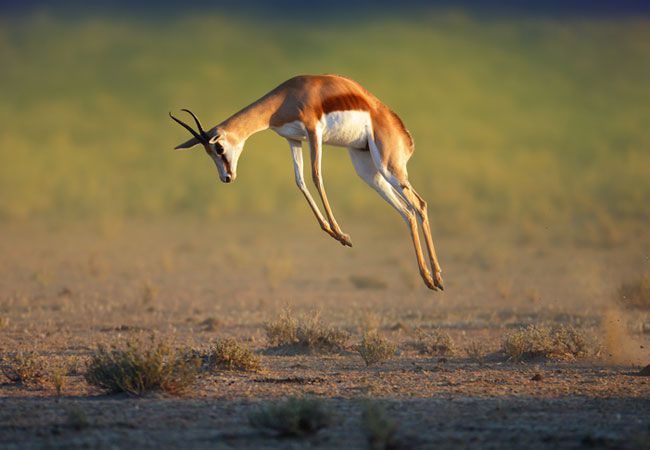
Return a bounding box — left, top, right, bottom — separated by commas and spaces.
169, 109, 240, 183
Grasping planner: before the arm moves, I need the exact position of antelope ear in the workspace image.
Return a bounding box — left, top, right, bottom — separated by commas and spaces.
174, 136, 201, 150
207, 127, 219, 144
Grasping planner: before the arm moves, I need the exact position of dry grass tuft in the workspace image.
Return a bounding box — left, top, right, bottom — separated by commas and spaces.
1, 351, 44, 385
616, 274, 650, 310
465, 340, 487, 366
265, 308, 298, 347
84, 337, 200, 396
201, 338, 261, 372
50, 366, 67, 396
410, 328, 454, 356
265, 309, 349, 354
361, 401, 403, 450
502, 324, 590, 362
249, 396, 333, 437
357, 330, 397, 367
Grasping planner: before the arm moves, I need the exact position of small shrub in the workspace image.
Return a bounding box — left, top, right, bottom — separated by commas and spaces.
1, 351, 44, 385
617, 274, 650, 310
249, 396, 333, 437
51, 366, 67, 395
553, 325, 590, 358
465, 340, 487, 366
84, 337, 199, 396
503, 325, 551, 361
361, 402, 401, 450
502, 324, 590, 362
410, 328, 454, 356
357, 331, 396, 366
265, 309, 298, 347
203, 338, 261, 372
265, 309, 349, 354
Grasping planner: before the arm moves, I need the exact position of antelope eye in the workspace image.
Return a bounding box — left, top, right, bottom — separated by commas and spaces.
213, 143, 224, 155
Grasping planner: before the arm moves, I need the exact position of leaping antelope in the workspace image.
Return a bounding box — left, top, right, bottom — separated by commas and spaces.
169, 74, 444, 290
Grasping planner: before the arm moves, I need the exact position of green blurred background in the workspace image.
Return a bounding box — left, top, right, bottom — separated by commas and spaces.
1, 3, 649, 244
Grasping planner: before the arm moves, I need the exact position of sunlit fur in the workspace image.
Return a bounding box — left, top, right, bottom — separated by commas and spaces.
173, 74, 444, 291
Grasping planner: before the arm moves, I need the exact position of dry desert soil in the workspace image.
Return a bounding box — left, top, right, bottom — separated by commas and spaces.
0, 218, 649, 449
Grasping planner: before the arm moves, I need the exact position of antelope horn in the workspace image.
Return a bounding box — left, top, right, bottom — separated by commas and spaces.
181, 108, 208, 139
169, 111, 205, 143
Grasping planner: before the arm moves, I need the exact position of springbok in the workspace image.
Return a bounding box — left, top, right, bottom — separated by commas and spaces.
169, 74, 444, 290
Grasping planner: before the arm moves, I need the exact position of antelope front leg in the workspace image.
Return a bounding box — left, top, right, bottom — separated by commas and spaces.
287, 139, 340, 241
306, 129, 352, 247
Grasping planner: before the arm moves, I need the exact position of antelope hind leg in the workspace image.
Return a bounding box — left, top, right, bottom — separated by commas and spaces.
402, 184, 444, 290
347, 148, 437, 290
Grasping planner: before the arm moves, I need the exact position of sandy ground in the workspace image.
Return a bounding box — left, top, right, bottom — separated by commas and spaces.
0, 217, 649, 449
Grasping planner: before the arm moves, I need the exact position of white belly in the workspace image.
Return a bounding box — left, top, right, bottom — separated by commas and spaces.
272, 120, 307, 141
272, 111, 371, 148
